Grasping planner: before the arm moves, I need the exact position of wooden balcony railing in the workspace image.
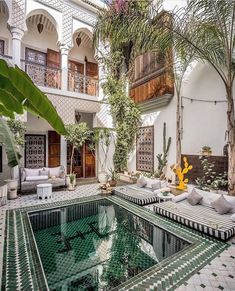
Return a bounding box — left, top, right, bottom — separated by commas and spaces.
68, 69, 99, 97
130, 69, 174, 104
22, 60, 61, 89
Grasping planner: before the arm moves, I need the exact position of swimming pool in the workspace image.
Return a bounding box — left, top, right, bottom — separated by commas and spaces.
29, 199, 189, 290
1, 195, 227, 290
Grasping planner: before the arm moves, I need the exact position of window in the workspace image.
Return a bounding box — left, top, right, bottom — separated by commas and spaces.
0, 40, 5, 56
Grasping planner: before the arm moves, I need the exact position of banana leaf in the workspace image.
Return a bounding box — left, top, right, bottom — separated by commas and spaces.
0, 118, 21, 167
0, 59, 66, 135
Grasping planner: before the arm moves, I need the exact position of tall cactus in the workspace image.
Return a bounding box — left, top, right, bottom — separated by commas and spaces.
155, 123, 171, 178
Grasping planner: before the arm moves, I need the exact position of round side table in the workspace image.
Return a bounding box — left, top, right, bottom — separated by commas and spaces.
37, 183, 52, 200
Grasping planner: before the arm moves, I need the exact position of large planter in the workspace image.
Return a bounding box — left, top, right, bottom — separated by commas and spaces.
66, 174, 76, 190
109, 180, 117, 187
98, 171, 108, 184
5, 179, 18, 199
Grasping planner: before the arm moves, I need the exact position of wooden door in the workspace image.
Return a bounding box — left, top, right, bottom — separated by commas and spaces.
84, 140, 95, 178
68, 60, 84, 92
46, 49, 61, 88
48, 131, 61, 167
86, 61, 98, 96
67, 144, 83, 178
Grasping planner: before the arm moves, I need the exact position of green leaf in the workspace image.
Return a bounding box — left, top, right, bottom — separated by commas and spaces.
0, 118, 21, 167
0, 60, 66, 135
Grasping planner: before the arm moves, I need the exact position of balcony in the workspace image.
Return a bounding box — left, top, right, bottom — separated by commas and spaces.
22, 60, 61, 89
68, 69, 99, 97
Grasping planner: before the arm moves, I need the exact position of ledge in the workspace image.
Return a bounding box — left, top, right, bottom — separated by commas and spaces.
137, 94, 173, 113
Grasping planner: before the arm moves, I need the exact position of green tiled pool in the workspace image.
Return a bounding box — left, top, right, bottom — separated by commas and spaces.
1, 195, 228, 290
29, 199, 189, 290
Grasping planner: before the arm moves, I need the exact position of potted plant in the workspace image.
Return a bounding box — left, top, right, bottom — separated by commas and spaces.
108, 168, 119, 187
201, 146, 212, 156
65, 122, 91, 190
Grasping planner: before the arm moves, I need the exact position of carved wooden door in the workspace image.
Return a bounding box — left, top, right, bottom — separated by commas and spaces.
86, 61, 98, 96
46, 49, 61, 88
25, 135, 46, 168
68, 60, 84, 92
48, 131, 61, 167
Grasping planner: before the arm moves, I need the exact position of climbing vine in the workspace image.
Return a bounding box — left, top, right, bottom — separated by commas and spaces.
103, 76, 141, 172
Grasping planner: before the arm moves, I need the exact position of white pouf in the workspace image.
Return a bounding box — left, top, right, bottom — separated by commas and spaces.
37, 183, 52, 200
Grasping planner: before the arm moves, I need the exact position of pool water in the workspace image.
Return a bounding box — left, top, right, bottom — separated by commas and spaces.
29, 199, 189, 290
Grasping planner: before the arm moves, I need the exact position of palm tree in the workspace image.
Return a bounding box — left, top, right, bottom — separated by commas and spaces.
97, 0, 235, 194
0, 59, 66, 166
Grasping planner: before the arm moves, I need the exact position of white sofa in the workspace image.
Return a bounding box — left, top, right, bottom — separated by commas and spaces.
20, 166, 66, 192
154, 188, 235, 240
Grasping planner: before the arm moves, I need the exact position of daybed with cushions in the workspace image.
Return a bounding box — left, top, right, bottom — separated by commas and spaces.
154, 188, 235, 240
114, 176, 169, 205
20, 166, 66, 192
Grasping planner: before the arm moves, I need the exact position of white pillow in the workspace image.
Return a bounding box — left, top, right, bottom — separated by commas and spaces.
172, 192, 189, 203
26, 175, 48, 181
161, 180, 168, 188
144, 177, 161, 188
153, 187, 170, 195
46, 166, 61, 178
24, 168, 40, 177
231, 213, 235, 222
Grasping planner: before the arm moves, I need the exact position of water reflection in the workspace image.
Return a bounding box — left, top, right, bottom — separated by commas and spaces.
29, 200, 188, 290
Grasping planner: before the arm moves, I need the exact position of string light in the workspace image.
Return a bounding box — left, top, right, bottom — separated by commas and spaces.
182, 96, 232, 104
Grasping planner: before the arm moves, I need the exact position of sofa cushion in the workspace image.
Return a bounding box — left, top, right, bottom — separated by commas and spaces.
187, 188, 203, 206
39, 169, 49, 176
231, 213, 235, 222
172, 192, 189, 203
21, 170, 26, 182
25, 175, 48, 182
25, 168, 41, 177
211, 195, 232, 215
137, 176, 147, 188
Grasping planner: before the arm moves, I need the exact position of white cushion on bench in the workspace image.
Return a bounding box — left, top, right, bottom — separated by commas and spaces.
26, 175, 48, 181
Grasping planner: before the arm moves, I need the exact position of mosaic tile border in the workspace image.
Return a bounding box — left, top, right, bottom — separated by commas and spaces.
1, 195, 228, 291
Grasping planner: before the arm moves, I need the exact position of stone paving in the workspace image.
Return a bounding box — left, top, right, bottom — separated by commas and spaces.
0, 184, 234, 290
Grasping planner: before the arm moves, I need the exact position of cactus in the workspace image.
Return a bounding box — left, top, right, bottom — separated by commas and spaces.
172, 157, 193, 190
155, 123, 171, 179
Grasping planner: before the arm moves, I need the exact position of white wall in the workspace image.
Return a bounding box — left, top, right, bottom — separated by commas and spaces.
127, 62, 231, 179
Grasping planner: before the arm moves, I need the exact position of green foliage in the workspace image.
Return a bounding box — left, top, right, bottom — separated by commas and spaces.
103, 77, 141, 172
196, 156, 228, 191
0, 59, 66, 135
0, 118, 21, 167
65, 122, 91, 149
7, 119, 26, 147
108, 168, 120, 181
155, 123, 171, 178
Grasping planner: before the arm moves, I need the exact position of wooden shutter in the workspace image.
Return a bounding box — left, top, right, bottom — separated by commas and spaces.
86, 61, 98, 96
48, 131, 61, 167
46, 49, 61, 88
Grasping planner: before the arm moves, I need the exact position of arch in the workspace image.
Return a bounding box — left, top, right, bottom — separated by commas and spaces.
0, 0, 10, 21
26, 9, 59, 40
71, 27, 93, 49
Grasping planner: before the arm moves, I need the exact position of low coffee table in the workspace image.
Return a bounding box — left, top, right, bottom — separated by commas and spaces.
157, 192, 174, 202
37, 183, 52, 200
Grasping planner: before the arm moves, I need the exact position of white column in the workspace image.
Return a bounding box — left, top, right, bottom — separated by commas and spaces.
60, 136, 67, 173
60, 45, 70, 91
10, 27, 24, 67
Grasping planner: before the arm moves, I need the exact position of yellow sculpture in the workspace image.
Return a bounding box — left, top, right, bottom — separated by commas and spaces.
172, 157, 193, 190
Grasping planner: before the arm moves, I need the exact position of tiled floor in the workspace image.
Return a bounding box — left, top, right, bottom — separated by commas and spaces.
0, 184, 234, 290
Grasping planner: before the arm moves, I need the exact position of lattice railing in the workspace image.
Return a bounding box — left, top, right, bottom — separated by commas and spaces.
68, 70, 99, 96
22, 61, 61, 89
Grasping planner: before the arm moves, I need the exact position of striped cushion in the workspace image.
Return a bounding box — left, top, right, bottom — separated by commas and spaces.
114, 185, 159, 205
154, 200, 235, 240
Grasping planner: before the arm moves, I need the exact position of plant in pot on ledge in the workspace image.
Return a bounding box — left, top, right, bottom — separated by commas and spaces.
108, 168, 119, 187
65, 122, 91, 190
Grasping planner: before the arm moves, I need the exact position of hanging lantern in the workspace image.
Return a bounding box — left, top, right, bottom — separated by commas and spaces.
76, 34, 82, 47
37, 15, 44, 34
